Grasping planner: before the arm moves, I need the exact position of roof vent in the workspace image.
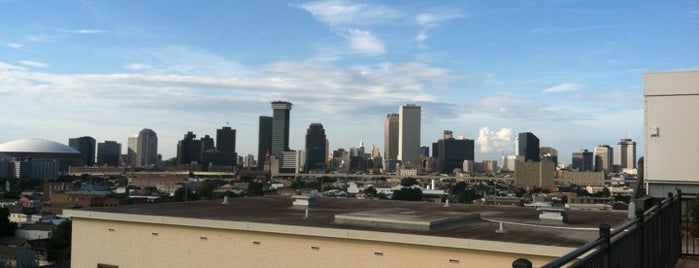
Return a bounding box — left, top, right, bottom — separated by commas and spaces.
495, 222, 507, 233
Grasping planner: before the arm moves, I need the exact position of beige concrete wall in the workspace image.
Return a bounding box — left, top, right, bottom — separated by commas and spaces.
71, 218, 558, 268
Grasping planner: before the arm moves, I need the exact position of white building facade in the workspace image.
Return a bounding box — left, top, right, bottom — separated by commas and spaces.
644, 70, 699, 197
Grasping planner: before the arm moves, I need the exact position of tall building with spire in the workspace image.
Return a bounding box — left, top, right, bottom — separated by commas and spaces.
271, 101, 292, 157
136, 128, 158, 168
305, 123, 327, 172
398, 104, 421, 169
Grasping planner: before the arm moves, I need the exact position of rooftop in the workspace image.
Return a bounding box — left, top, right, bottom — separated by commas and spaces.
67, 196, 628, 248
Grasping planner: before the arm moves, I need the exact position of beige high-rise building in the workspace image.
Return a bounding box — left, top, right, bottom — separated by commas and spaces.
594, 145, 613, 173
614, 139, 636, 170
383, 113, 399, 160
398, 104, 421, 169
127, 136, 137, 167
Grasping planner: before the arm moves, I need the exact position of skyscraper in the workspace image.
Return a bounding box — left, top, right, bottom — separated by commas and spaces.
177, 132, 201, 165
97, 141, 121, 166
594, 145, 613, 173
69, 136, 96, 166
257, 116, 273, 169
615, 138, 636, 170
217, 126, 236, 153
271, 101, 292, 157
540, 146, 558, 165
136, 128, 158, 168
384, 113, 399, 161
398, 104, 421, 169
305, 123, 327, 172
434, 130, 474, 174
517, 132, 540, 162
572, 149, 593, 171
212, 126, 237, 168
127, 136, 137, 167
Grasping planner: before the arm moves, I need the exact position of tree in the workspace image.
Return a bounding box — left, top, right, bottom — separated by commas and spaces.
247, 181, 264, 196
0, 207, 16, 237
561, 195, 569, 205
173, 187, 200, 202
592, 187, 611, 198
197, 181, 214, 200
362, 186, 378, 197
451, 182, 468, 196
458, 189, 482, 203
239, 175, 255, 183
400, 177, 418, 187
688, 195, 699, 236
391, 187, 423, 201
291, 178, 304, 189
47, 219, 72, 262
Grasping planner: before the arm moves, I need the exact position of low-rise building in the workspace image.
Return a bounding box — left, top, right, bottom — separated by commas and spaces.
65, 195, 627, 268
557, 170, 605, 186
15, 222, 54, 240
44, 191, 122, 215
128, 176, 187, 194
0, 245, 37, 268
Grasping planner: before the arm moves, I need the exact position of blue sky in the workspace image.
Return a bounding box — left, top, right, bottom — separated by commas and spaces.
1, 0, 697, 163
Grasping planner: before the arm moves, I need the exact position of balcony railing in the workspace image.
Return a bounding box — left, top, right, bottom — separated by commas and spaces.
512, 191, 684, 268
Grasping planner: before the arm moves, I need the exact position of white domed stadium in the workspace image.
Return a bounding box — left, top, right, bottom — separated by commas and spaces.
0, 139, 84, 179
0, 138, 80, 153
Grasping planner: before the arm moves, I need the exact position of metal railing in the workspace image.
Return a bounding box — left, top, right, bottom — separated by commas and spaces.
512, 191, 683, 268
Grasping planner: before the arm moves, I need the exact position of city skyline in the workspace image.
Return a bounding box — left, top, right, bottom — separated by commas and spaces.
1, 1, 698, 161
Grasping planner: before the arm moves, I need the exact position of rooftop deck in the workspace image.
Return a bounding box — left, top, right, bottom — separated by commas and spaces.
70, 196, 628, 248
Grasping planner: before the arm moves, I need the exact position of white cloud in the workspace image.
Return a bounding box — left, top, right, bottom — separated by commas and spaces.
297, 0, 400, 26
57, 29, 104, 34
0, 59, 459, 157
19, 60, 49, 68
476, 127, 513, 153
542, 83, 582, 93
124, 63, 153, 71
346, 29, 385, 55
5, 43, 22, 49
485, 74, 504, 86
414, 8, 464, 45
415, 32, 428, 42
415, 9, 464, 28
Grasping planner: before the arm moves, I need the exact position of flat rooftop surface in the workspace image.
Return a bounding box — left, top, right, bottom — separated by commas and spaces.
75, 196, 628, 247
